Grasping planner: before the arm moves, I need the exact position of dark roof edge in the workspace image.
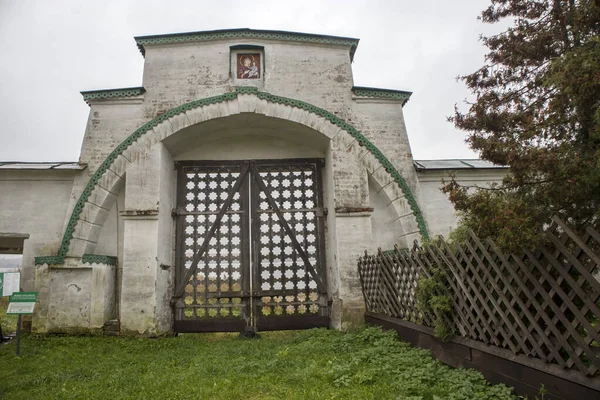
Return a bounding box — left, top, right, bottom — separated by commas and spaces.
80, 87, 145, 104
134, 28, 359, 43
352, 86, 412, 105
134, 28, 359, 60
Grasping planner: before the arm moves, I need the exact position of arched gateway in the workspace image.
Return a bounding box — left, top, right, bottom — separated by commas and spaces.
30, 29, 428, 335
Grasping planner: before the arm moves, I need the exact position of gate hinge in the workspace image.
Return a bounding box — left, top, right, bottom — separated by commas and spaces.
170, 296, 184, 307
171, 208, 182, 218
316, 208, 328, 217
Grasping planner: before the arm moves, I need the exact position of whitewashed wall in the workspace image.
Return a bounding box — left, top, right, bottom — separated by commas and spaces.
418, 169, 508, 239
0, 170, 77, 291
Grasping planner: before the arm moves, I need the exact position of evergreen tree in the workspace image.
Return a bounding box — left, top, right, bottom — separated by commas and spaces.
445, 0, 600, 249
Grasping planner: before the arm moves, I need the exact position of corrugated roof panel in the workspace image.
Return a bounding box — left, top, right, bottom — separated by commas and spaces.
416, 160, 472, 170
460, 159, 505, 169
0, 163, 58, 170
0, 162, 85, 170
413, 159, 508, 171
52, 163, 86, 170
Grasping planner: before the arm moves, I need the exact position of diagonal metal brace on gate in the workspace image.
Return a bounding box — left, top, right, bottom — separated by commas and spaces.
173, 161, 251, 300
249, 162, 326, 294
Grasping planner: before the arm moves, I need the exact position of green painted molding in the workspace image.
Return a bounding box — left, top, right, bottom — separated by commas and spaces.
235, 86, 259, 94
352, 86, 412, 105
38, 88, 427, 265
82, 254, 117, 266
34, 254, 117, 266
34, 255, 64, 265
135, 28, 359, 61
81, 87, 146, 104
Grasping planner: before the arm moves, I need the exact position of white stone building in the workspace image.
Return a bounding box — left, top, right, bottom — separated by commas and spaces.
0, 29, 506, 335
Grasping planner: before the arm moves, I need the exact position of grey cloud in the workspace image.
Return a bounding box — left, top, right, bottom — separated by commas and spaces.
0, 0, 492, 161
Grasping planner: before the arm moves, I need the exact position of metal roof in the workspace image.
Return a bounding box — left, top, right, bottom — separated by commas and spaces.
0, 162, 85, 171
414, 159, 507, 171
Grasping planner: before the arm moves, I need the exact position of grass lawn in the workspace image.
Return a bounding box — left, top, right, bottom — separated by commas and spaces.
0, 297, 17, 334
0, 325, 518, 400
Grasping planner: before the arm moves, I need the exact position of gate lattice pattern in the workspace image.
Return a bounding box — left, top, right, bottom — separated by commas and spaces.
174, 159, 328, 332
253, 164, 325, 320
179, 165, 248, 323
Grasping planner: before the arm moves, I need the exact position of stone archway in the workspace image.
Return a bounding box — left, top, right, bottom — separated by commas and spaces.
34, 87, 428, 265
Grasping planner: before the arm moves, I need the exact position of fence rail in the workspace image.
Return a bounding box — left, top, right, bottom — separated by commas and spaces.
358, 216, 600, 378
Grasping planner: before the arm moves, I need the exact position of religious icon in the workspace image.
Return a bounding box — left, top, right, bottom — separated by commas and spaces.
237, 53, 261, 79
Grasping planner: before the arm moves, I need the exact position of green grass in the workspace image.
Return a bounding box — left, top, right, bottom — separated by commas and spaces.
0, 296, 18, 334
0, 327, 517, 400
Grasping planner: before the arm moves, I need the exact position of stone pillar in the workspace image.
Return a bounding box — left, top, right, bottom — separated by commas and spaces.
328, 137, 373, 330
119, 144, 175, 335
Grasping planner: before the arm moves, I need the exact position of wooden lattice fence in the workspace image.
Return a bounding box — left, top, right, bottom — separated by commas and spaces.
358, 216, 600, 378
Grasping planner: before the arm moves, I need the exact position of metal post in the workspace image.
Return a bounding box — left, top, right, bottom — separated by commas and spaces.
16, 314, 21, 355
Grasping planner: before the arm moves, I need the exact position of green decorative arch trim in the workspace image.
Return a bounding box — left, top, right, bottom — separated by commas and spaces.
352, 86, 412, 105
135, 28, 359, 60
35, 88, 427, 265
81, 87, 146, 104
244, 88, 428, 240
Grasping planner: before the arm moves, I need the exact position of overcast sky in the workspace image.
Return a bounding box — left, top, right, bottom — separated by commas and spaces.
0, 0, 499, 162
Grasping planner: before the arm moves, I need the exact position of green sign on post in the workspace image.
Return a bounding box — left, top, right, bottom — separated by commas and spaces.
6, 291, 38, 356
7, 292, 38, 315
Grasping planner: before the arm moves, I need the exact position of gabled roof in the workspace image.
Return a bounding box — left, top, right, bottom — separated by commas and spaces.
134, 28, 360, 60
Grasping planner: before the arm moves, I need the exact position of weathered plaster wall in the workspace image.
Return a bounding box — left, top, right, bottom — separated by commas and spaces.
120, 143, 175, 335
331, 135, 369, 209
0, 170, 76, 291
95, 182, 124, 257
323, 142, 340, 328
63, 100, 147, 258
349, 99, 423, 249
48, 267, 91, 328
33, 259, 115, 333
94, 185, 125, 320
369, 178, 405, 251
79, 101, 148, 171
418, 169, 508, 238
141, 41, 353, 118
349, 99, 419, 192
156, 145, 176, 332
334, 215, 372, 329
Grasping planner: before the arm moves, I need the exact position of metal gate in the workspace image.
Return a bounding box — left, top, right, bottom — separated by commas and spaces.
172, 159, 329, 332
